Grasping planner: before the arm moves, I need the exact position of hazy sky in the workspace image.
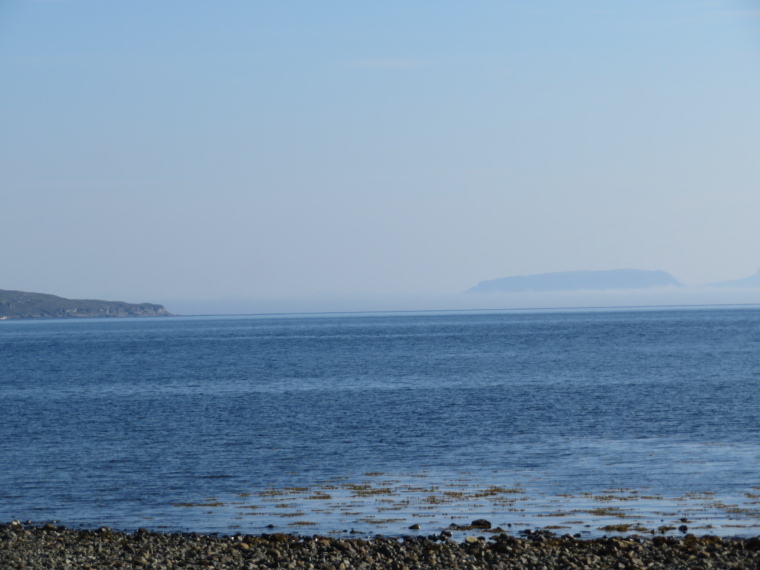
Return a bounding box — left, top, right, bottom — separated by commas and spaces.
2, 1, 760, 312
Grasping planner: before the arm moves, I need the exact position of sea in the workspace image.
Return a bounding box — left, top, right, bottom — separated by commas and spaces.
2, 306, 760, 539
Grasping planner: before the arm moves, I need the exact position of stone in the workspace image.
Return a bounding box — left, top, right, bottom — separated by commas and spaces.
4, 522, 760, 569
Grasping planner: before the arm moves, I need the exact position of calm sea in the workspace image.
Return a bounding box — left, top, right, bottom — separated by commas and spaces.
2, 307, 760, 537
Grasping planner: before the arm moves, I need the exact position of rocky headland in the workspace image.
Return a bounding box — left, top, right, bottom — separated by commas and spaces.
0, 289, 172, 319
2, 521, 759, 569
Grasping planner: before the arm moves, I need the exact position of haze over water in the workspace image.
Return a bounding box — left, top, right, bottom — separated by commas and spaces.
3, 1, 760, 311
2, 307, 760, 538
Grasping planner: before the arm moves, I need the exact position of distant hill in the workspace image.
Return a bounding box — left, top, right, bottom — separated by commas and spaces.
707, 269, 760, 288
467, 269, 682, 294
0, 289, 172, 319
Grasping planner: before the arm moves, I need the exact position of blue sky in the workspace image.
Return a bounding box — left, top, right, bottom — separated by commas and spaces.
2, 1, 760, 312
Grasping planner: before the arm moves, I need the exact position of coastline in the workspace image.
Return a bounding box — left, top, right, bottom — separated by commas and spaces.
2, 521, 759, 569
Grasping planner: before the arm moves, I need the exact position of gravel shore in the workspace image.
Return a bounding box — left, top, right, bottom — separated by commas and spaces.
2, 521, 760, 569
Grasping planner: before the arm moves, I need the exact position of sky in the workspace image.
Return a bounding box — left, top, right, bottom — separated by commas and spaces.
2, 0, 760, 313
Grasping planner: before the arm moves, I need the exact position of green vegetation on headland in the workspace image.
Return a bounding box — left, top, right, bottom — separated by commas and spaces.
0, 289, 172, 319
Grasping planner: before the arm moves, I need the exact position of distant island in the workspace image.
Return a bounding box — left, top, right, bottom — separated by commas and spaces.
0, 289, 172, 319
467, 269, 682, 294
707, 269, 760, 288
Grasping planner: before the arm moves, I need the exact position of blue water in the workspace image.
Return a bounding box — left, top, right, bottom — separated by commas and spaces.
2, 307, 760, 536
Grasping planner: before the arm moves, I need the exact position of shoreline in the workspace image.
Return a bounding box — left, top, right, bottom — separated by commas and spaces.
158, 476, 760, 542
3, 521, 760, 569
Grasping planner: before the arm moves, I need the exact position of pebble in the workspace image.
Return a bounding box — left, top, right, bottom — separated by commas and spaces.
2, 522, 760, 569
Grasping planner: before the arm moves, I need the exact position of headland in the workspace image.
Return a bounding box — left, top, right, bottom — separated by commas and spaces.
0, 289, 172, 319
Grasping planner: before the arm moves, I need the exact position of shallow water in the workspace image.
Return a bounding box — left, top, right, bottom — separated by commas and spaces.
2, 307, 760, 537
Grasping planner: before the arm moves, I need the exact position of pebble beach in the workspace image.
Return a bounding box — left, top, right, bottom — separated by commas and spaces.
3, 521, 760, 569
